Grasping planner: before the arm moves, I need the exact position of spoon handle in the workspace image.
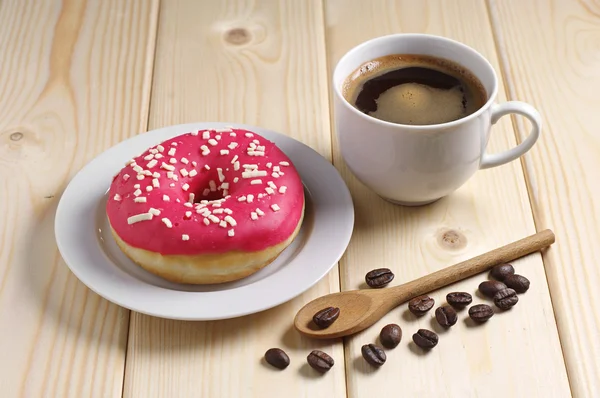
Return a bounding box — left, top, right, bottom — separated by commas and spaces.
387, 229, 555, 304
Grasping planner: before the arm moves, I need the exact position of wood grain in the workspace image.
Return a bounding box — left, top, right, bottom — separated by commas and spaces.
123, 1, 346, 397
489, 0, 600, 395
324, 0, 571, 397
0, 0, 158, 396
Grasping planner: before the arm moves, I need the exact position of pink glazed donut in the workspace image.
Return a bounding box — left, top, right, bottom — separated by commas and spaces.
106, 127, 305, 284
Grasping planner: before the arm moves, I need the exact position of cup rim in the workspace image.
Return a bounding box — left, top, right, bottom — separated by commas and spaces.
332, 33, 499, 131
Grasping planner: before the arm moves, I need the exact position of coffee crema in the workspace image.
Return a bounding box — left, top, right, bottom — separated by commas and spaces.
342, 54, 488, 126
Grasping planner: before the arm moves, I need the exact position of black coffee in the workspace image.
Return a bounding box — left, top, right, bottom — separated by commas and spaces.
343, 54, 487, 125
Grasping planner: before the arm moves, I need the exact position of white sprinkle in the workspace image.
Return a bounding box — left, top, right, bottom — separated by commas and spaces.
245, 132, 254, 138
136, 175, 145, 180
224, 215, 237, 226
169, 158, 177, 164
202, 131, 211, 139
228, 142, 238, 150
146, 186, 153, 192
134, 197, 147, 203
157, 145, 165, 152
258, 193, 265, 198
144, 170, 152, 176
182, 183, 190, 191
272, 172, 280, 178
273, 166, 281, 173
203, 188, 210, 196
212, 202, 222, 207
209, 215, 220, 223
216, 135, 221, 140
167, 171, 174, 179
170, 183, 175, 187
203, 218, 210, 226
220, 149, 229, 155
251, 212, 258, 220
230, 132, 236, 137
147, 159, 158, 168
133, 189, 142, 196
257, 145, 265, 152
163, 195, 170, 201
256, 208, 265, 216
247, 194, 254, 203
238, 195, 247, 202
209, 180, 217, 191
172, 143, 178, 146
113, 194, 122, 201
267, 181, 277, 189
155, 154, 163, 159
127, 213, 153, 224
182, 234, 190, 241
189, 169, 197, 177
251, 151, 265, 156
149, 208, 161, 216
152, 178, 160, 188
266, 162, 272, 168
153, 172, 160, 178
249, 142, 257, 149
181, 157, 189, 164
134, 184, 140, 189
279, 186, 287, 193
228, 229, 235, 237
168, 148, 176, 156
271, 204, 280, 211
162, 218, 173, 228
123, 174, 130, 181
192, 161, 197, 167
208, 139, 218, 146
173, 175, 179, 181
213, 208, 224, 214
233, 177, 239, 183
161, 162, 175, 171
217, 168, 225, 182
189, 193, 195, 203
180, 168, 189, 177
242, 164, 258, 170
252, 139, 260, 144
224, 208, 233, 214
204, 164, 210, 170
150, 149, 159, 155
234, 161, 240, 171
231, 155, 239, 164
221, 182, 230, 189
251, 179, 262, 185
242, 170, 268, 179
279, 161, 289, 166
144, 154, 154, 161
265, 187, 275, 194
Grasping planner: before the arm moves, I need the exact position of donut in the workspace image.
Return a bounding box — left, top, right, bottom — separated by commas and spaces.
106, 127, 305, 284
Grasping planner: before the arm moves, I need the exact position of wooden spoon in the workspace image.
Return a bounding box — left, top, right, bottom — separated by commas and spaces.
294, 229, 555, 339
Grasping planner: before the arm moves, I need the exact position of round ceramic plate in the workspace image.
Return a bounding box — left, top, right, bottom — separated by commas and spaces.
55, 122, 354, 320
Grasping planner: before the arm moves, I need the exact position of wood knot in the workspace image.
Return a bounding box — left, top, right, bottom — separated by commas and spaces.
224, 28, 251, 45
437, 229, 467, 251
10, 132, 23, 141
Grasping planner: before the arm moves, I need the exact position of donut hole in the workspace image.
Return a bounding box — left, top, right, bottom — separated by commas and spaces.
193, 188, 225, 203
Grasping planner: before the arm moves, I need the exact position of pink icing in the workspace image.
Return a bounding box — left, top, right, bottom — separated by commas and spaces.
106, 128, 305, 255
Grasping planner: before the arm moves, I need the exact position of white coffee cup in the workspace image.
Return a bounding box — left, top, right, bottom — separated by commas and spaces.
332, 34, 541, 206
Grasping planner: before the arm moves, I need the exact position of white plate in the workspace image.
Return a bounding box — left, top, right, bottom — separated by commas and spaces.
55, 123, 354, 320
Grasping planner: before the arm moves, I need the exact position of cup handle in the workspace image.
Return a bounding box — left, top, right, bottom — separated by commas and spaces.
479, 101, 542, 169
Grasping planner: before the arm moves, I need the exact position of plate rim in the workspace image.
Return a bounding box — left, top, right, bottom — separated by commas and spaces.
54, 122, 354, 320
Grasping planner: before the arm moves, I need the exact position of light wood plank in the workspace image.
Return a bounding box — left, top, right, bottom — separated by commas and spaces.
0, 0, 158, 396
123, 1, 346, 397
324, 0, 571, 396
489, 0, 600, 395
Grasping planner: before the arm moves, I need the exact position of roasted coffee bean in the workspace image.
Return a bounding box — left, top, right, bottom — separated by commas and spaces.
307, 350, 334, 373
504, 274, 530, 293
408, 295, 435, 316
361, 344, 386, 367
490, 263, 515, 281
446, 292, 473, 308
365, 268, 395, 288
469, 304, 494, 322
478, 280, 507, 298
379, 324, 402, 348
312, 307, 340, 329
264, 348, 290, 369
435, 305, 458, 327
412, 329, 438, 349
493, 288, 519, 310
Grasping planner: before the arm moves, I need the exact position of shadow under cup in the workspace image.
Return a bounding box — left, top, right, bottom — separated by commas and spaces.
332, 34, 499, 206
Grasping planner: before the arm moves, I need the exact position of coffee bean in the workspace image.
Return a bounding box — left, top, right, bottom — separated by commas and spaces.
361, 344, 386, 367
408, 295, 435, 316
490, 263, 515, 281
446, 292, 473, 308
312, 307, 340, 329
478, 280, 507, 298
469, 304, 494, 322
504, 274, 530, 293
365, 268, 394, 288
379, 324, 402, 348
435, 305, 458, 327
264, 348, 290, 369
493, 288, 519, 310
307, 350, 334, 373
412, 329, 438, 349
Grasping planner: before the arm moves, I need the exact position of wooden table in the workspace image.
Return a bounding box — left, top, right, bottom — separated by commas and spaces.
1, 0, 598, 397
